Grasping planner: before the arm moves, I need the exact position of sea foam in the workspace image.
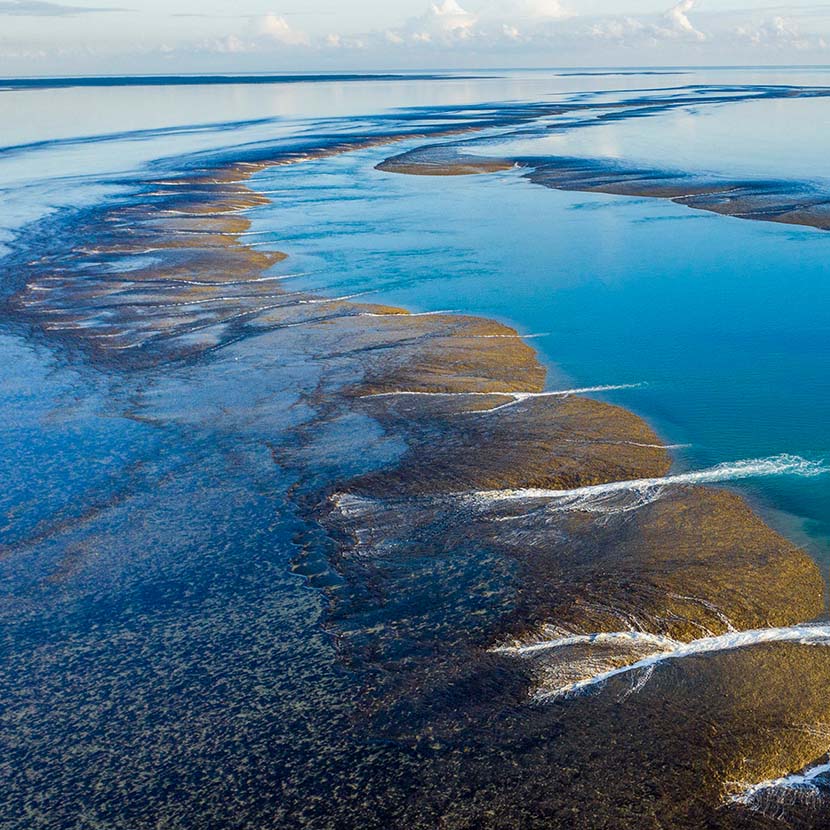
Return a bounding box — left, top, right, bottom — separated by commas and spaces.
731, 758, 830, 811
473, 454, 827, 515
498, 623, 830, 701
362, 383, 643, 412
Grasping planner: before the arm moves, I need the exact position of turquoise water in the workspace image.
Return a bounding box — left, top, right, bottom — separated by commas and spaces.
252, 133, 830, 561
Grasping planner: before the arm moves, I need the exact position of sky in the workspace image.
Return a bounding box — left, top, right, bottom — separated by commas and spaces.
2, 0, 830, 75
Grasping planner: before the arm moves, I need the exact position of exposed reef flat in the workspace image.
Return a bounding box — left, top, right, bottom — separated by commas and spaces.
378, 143, 830, 232
2, 100, 830, 829
376, 145, 514, 176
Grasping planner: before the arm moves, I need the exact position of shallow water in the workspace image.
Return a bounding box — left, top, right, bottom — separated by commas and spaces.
480, 90, 830, 183
252, 135, 830, 561
3, 68, 830, 827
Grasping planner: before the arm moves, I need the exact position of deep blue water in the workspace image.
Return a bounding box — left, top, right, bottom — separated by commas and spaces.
0, 73, 470, 91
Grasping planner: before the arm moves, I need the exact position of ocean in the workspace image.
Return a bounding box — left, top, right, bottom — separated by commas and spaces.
2, 68, 830, 828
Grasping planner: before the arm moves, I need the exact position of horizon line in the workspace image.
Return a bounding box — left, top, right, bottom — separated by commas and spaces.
3, 64, 830, 85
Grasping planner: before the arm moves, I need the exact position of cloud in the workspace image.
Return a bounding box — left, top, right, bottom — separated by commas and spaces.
199, 13, 310, 54
425, 0, 476, 31
587, 0, 706, 44
380, 0, 569, 47
0, 0, 125, 14
396, 0, 478, 44
233, 0, 828, 63
735, 14, 828, 50
0, 44, 48, 57
376, 0, 702, 53
520, 0, 569, 21
83, 0, 830, 65
256, 13, 309, 46
665, 0, 705, 41
588, 16, 645, 42
212, 34, 248, 54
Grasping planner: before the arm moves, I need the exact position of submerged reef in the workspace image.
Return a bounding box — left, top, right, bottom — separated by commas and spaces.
3, 91, 830, 829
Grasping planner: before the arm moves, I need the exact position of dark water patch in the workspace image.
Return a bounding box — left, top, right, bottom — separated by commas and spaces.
0, 73, 480, 92
557, 70, 691, 77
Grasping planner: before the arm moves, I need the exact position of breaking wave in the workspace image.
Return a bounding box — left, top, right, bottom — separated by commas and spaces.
473, 454, 828, 515
731, 758, 830, 813
499, 624, 830, 701
362, 383, 643, 410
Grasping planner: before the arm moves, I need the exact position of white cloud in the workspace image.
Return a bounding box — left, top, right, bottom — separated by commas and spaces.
189, 0, 830, 62
587, 1, 705, 45
665, 0, 705, 41
0, 44, 48, 57
520, 0, 569, 21
219, 34, 247, 53
324, 32, 367, 49
427, 0, 476, 32
395, 0, 478, 44
382, 0, 572, 47
198, 13, 310, 54
257, 13, 309, 47
734, 15, 827, 51
588, 16, 645, 42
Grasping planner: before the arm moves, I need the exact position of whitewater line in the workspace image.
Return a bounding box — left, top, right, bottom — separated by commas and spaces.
573, 439, 691, 450
628, 442, 689, 449
358, 309, 458, 318
469, 384, 644, 414
473, 454, 827, 506
472, 332, 552, 340
162, 230, 274, 237
331, 457, 826, 522
129, 292, 302, 309
362, 383, 643, 405
519, 624, 830, 701
146, 273, 307, 287
731, 758, 830, 807
158, 209, 250, 217
299, 291, 374, 305
492, 630, 681, 657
